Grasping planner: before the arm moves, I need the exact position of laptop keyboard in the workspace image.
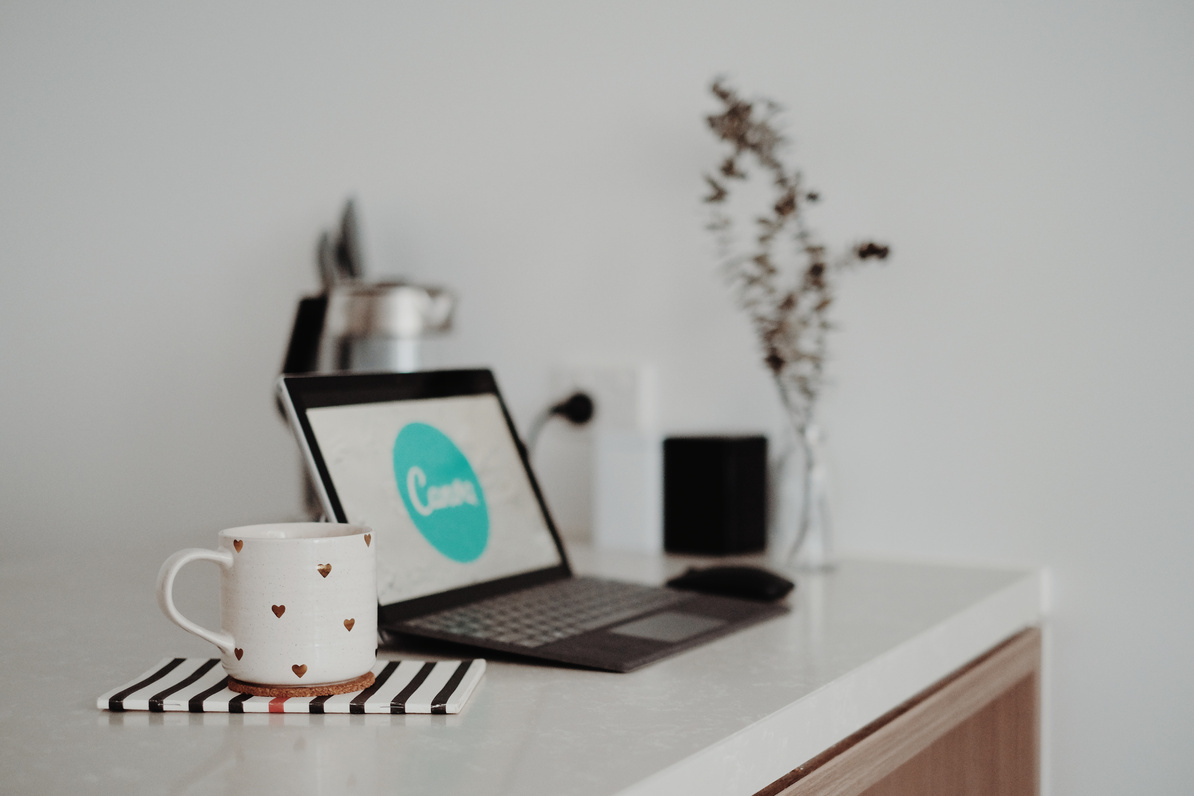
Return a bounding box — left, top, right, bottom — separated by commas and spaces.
404, 577, 686, 648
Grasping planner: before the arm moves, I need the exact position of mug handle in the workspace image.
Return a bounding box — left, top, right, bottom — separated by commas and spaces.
156, 548, 236, 656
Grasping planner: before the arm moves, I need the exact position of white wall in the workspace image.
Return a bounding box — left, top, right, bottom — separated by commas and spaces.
2, 1, 1191, 793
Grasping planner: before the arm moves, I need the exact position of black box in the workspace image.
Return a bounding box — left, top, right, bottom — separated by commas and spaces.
663, 435, 767, 555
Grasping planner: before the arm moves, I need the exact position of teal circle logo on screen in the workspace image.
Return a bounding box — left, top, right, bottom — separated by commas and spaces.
393, 422, 488, 563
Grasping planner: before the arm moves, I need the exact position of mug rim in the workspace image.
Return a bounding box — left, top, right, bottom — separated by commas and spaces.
218, 522, 370, 541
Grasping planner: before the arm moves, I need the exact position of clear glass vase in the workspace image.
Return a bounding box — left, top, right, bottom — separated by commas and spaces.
771, 420, 835, 571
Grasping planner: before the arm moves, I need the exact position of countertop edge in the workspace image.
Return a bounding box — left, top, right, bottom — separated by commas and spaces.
618, 567, 1046, 796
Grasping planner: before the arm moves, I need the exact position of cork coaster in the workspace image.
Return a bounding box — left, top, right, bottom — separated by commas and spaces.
227, 670, 375, 698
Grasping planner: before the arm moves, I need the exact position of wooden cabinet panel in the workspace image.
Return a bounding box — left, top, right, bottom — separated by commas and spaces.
760, 628, 1040, 796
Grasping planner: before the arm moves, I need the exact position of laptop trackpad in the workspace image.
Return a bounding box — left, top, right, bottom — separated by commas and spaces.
608, 611, 726, 643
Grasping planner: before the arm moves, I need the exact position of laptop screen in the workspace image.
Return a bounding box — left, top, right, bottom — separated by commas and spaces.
304, 391, 564, 605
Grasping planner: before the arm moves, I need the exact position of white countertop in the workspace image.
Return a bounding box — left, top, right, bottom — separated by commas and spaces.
0, 543, 1042, 795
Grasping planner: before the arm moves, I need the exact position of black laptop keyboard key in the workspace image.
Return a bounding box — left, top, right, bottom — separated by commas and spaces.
405, 578, 685, 648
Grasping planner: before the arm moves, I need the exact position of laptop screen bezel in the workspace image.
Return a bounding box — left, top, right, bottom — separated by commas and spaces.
278, 369, 574, 623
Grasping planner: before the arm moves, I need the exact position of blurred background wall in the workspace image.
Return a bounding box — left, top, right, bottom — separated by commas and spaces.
2, 1, 1191, 792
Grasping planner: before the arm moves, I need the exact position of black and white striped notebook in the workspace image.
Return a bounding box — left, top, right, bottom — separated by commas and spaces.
98, 658, 484, 714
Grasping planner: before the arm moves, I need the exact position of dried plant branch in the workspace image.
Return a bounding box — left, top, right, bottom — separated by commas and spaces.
703, 78, 890, 433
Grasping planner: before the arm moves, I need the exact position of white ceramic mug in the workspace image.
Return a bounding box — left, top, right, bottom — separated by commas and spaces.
157, 522, 377, 687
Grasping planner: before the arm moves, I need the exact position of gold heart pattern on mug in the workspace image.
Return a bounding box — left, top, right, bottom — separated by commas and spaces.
222, 541, 372, 679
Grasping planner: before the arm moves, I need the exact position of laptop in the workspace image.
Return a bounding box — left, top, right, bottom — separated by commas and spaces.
278, 369, 786, 672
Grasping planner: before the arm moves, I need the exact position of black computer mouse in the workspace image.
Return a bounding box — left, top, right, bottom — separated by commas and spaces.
666, 565, 795, 603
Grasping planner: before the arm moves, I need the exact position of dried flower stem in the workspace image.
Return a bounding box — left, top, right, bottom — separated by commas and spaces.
703, 78, 889, 435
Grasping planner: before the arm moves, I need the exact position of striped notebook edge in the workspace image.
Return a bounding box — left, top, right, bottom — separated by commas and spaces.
98, 658, 485, 714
